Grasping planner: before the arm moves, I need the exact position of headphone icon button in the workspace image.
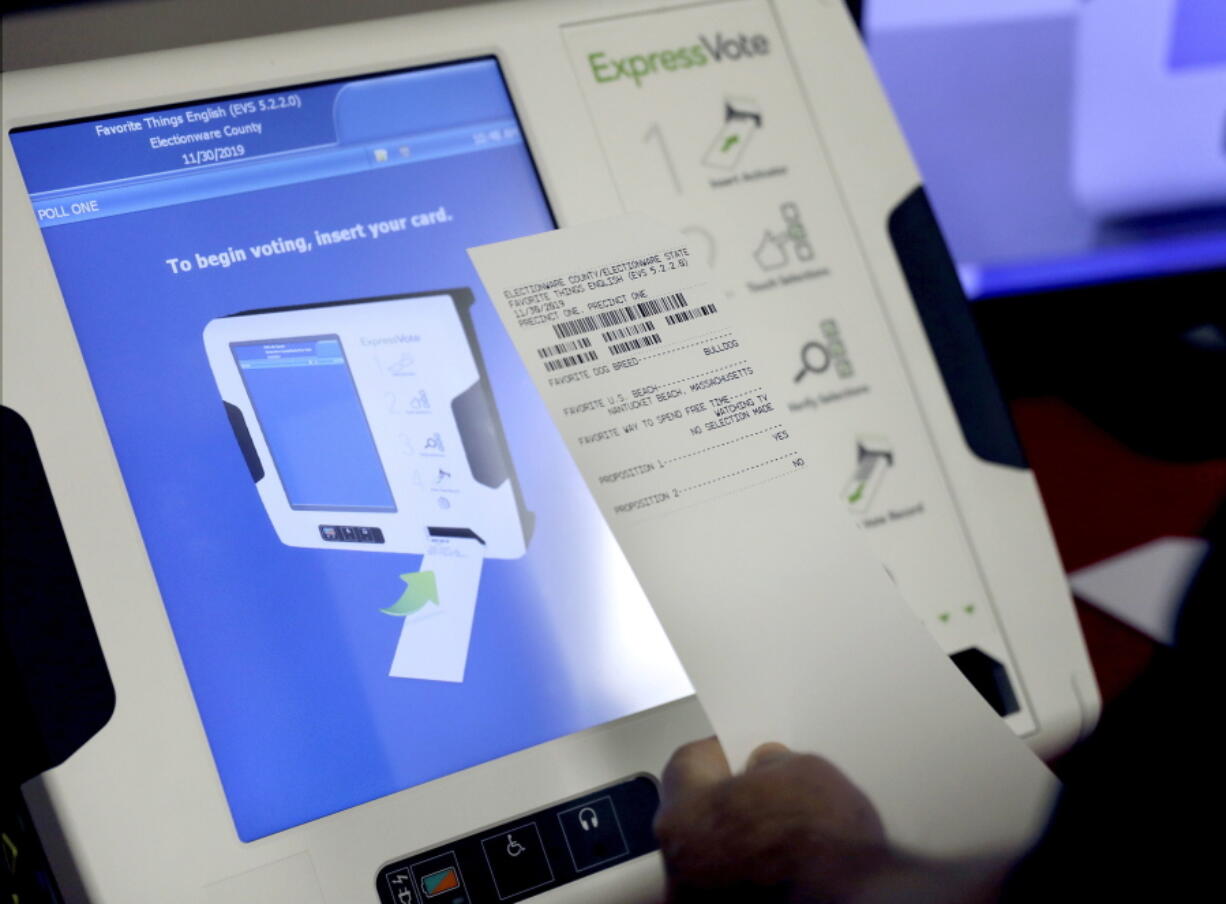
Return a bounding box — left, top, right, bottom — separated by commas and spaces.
577, 807, 599, 831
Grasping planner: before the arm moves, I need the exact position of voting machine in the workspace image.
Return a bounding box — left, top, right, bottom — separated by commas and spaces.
2, 1, 1097, 901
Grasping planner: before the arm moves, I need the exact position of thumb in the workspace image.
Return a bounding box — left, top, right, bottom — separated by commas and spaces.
745, 741, 793, 772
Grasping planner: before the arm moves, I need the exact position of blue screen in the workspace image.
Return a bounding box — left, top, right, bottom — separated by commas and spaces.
233, 336, 396, 511
1168, 0, 1226, 70
10, 58, 691, 841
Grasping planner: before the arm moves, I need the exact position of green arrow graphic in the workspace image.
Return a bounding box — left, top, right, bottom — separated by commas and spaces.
381, 571, 439, 616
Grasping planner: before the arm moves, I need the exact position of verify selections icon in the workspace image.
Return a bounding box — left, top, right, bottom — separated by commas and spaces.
793, 319, 853, 383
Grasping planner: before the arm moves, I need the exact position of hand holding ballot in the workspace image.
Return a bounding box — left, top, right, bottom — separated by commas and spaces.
655, 738, 1013, 904
471, 217, 1060, 857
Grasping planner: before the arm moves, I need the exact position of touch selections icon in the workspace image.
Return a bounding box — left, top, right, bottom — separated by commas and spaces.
754, 202, 813, 270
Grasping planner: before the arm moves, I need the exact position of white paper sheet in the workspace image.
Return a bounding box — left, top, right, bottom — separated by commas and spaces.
470, 216, 1058, 856
388, 535, 486, 682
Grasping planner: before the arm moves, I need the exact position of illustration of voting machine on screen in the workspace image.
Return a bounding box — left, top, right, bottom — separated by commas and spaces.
203, 290, 533, 682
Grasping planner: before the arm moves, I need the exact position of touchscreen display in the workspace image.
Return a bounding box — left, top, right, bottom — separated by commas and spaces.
233, 336, 396, 512
10, 58, 691, 841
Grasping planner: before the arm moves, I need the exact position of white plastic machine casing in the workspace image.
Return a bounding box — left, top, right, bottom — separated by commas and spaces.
2, 1, 1098, 902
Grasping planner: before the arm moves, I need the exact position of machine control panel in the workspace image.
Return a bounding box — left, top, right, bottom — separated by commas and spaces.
319, 525, 386, 544
375, 776, 658, 903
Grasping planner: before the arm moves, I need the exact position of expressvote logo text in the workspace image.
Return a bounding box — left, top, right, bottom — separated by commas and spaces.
588, 32, 770, 87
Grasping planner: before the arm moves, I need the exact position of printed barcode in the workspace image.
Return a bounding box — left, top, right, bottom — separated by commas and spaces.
537, 336, 592, 359
665, 303, 718, 326
631, 292, 688, 317
543, 350, 599, 372
552, 292, 689, 339
601, 320, 656, 343
609, 333, 663, 355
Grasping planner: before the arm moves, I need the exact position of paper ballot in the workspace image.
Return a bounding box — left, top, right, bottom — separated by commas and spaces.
470, 216, 1058, 856
388, 536, 486, 683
